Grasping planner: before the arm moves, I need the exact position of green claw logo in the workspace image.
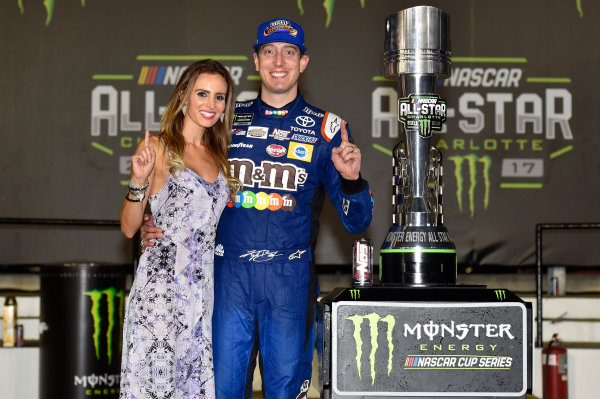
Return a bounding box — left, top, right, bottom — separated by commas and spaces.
19, 0, 368, 27
16, 0, 583, 27
447, 154, 492, 217
495, 289, 506, 301
350, 289, 361, 300
298, 0, 367, 28
84, 287, 125, 365
420, 119, 432, 137
346, 313, 395, 385
18, 0, 87, 26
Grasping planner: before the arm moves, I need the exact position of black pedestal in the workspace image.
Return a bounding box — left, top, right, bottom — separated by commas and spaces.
317, 286, 533, 398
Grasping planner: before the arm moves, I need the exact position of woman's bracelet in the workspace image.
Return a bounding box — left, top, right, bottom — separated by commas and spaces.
125, 192, 144, 202
128, 180, 149, 192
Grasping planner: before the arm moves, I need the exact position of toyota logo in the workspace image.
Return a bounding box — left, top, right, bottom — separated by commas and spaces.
295, 115, 315, 127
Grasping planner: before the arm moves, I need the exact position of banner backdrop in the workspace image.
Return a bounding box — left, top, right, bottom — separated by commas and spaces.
1, 0, 598, 268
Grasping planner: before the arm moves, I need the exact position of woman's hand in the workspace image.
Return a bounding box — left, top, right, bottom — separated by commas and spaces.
131, 130, 156, 186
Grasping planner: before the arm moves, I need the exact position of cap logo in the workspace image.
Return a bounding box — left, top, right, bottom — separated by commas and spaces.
264, 23, 297, 37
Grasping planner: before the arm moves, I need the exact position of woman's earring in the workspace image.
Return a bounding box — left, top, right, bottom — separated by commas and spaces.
220, 113, 224, 122
182, 105, 187, 115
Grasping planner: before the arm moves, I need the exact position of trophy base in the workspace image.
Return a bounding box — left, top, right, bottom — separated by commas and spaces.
379, 249, 456, 286
379, 224, 457, 286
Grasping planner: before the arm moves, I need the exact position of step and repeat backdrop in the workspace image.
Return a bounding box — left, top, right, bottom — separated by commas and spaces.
1, 0, 597, 268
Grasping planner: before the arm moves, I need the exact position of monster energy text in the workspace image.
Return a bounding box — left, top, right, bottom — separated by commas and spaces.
345, 312, 516, 384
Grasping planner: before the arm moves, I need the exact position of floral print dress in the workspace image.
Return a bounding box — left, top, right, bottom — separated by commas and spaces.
120, 162, 229, 399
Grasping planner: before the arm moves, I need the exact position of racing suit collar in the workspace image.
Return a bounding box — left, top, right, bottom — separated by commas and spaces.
258, 90, 303, 117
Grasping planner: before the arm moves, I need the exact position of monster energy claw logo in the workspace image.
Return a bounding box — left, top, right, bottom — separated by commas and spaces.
350, 289, 361, 300
495, 290, 506, 301
85, 287, 125, 365
448, 154, 492, 217
346, 313, 395, 385
420, 119, 432, 137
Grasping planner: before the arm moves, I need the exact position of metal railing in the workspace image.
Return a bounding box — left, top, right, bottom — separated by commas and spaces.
535, 222, 600, 347
0, 217, 139, 271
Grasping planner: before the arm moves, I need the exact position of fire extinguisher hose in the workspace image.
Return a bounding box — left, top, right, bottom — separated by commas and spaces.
543, 333, 559, 399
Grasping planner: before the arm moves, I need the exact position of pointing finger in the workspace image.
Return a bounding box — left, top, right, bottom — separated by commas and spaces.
144, 130, 150, 148
340, 120, 349, 143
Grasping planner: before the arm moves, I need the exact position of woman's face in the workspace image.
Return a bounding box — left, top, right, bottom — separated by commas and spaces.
183, 72, 228, 131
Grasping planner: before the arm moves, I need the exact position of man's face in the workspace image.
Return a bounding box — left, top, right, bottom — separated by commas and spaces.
253, 42, 309, 97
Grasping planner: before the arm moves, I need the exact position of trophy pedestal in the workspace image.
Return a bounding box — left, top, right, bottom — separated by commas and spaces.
317, 286, 533, 398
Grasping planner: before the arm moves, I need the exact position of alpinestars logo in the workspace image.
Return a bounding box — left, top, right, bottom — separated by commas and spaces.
398, 94, 447, 138
296, 379, 310, 399
346, 313, 396, 385
84, 287, 125, 365
447, 154, 492, 217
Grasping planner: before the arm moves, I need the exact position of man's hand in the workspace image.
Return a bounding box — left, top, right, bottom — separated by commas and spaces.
140, 214, 163, 253
331, 120, 361, 180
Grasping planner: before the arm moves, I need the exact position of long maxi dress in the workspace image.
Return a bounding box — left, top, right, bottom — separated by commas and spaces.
120, 154, 229, 399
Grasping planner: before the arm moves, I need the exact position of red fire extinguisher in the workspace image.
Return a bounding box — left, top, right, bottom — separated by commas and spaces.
542, 333, 568, 399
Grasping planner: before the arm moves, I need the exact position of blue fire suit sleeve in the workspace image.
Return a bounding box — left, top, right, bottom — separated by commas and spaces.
321, 123, 373, 234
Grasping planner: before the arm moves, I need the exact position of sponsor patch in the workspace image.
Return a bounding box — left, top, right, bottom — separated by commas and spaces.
290, 126, 316, 135
265, 109, 288, 116
295, 115, 315, 128
230, 142, 254, 149
247, 126, 269, 139
271, 128, 291, 141
235, 101, 253, 108
288, 142, 313, 162
320, 111, 341, 142
303, 106, 324, 118
264, 20, 298, 38
231, 128, 246, 136
291, 133, 318, 144
266, 144, 286, 157
233, 190, 297, 211
229, 158, 308, 191
233, 113, 253, 125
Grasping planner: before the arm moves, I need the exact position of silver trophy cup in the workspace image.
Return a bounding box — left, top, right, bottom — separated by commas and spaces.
380, 6, 457, 285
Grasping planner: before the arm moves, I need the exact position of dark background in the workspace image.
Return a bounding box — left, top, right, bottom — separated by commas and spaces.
1, 0, 597, 269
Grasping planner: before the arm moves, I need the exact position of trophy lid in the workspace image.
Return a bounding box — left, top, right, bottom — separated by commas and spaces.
384, 6, 451, 79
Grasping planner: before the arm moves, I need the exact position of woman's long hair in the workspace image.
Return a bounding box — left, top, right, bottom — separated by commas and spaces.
159, 59, 240, 196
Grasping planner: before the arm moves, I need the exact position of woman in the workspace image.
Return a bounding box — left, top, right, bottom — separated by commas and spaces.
119, 59, 238, 399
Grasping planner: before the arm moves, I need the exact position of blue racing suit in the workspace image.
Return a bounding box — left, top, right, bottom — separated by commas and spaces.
213, 92, 373, 398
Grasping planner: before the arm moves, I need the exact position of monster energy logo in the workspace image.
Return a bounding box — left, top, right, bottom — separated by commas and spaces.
346, 313, 396, 385
448, 154, 492, 217
350, 289, 361, 300
420, 119, 432, 137
84, 287, 125, 365
495, 290, 506, 301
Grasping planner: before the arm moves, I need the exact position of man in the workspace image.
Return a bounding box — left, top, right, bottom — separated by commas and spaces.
142, 17, 373, 398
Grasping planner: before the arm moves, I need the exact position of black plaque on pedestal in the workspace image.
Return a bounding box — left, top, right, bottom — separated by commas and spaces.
317, 287, 533, 399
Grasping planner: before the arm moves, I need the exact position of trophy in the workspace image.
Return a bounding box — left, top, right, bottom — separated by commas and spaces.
379, 6, 457, 285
